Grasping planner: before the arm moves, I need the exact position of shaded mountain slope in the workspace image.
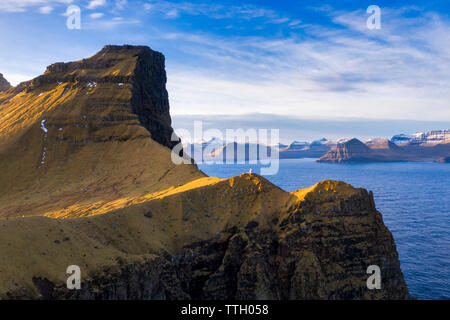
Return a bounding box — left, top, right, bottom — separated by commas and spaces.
0, 73, 10, 92
0, 46, 409, 299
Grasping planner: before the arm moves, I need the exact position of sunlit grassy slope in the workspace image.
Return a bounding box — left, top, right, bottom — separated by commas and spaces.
0, 46, 400, 298
0, 167, 363, 297
0, 46, 205, 218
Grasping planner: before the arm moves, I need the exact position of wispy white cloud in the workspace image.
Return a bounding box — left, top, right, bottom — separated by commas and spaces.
0, 0, 72, 13
114, 0, 127, 10
87, 0, 106, 10
89, 12, 104, 19
39, 5, 53, 14
2, 1, 448, 124
165, 9, 179, 19
158, 8, 450, 121
84, 16, 139, 30
288, 19, 301, 27
272, 17, 289, 24
143, 0, 292, 25
144, 3, 153, 11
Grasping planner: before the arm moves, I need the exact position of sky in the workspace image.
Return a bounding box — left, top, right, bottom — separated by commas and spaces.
0, 0, 449, 142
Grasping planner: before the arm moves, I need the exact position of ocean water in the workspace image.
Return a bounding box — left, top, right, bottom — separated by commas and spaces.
198, 159, 450, 300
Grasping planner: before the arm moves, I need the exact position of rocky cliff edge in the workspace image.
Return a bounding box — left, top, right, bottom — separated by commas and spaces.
0, 46, 410, 299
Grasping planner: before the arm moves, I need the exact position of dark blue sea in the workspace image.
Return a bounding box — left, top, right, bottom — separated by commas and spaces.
198, 159, 450, 300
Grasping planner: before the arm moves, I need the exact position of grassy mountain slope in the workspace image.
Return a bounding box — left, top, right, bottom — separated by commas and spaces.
0, 46, 410, 299
0, 45, 204, 218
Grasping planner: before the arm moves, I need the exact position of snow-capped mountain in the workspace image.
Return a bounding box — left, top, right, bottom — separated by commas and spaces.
392, 130, 450, 146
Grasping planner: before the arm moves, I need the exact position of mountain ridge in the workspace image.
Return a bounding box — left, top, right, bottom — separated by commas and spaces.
0, 45, 410, 300
183, 132, 450, 163
318, 137, 450, 163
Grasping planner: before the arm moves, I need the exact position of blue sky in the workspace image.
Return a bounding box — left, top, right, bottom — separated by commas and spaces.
0, 0, 449, 141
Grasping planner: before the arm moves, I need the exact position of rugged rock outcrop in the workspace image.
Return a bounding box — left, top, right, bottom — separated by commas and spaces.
0, 46, 410, 300
3, 178, 409, 300
0, 73, 10, 91
12, 45, 176, 149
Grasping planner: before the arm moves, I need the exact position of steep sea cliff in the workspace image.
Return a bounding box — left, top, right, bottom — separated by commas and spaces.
0, 46, 410, 299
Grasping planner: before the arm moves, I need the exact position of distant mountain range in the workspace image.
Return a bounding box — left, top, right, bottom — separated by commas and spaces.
278, 138, 348, 159
391, 130, 450, 146
318, 132, 450, 163
185, 130, 450, 164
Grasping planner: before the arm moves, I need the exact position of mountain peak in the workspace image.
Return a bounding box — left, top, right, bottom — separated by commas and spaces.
0, 73, 11, 92
392, 130, 450, 146
6, 45, 175, 150
36, 44, 163, 84
318, 138, 372, 163
0, 45, 202, 217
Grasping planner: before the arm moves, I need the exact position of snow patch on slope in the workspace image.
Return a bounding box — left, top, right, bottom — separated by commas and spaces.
40, 119, 48, 133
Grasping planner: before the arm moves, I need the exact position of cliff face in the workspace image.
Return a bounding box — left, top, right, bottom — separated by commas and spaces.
0, 73, 11, 91
3, 177, 409, 300
0, 45, 203, 218
12, 45, 176, 149
0, 46, 410, 299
